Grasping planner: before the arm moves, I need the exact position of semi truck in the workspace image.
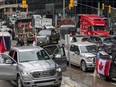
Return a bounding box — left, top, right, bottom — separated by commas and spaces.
15, 17, 34, 42
77, 14, 110, 36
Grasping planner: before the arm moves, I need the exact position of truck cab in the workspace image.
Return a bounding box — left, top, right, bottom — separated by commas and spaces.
77, 14, 110, 36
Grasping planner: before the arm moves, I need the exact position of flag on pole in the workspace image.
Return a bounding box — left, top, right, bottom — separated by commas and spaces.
0, 36, 6, 53
33, 36, 36, 47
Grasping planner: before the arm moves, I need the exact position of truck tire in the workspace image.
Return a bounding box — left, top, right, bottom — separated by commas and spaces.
17, 76, 23, 87
81, 61, 87, 72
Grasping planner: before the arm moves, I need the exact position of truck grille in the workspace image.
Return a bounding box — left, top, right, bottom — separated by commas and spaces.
32, 70, 56, 78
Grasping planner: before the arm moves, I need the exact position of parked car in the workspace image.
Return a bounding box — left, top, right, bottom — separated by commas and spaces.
111, 35, 116, 41
43, 44, 67, 72
65, 42, 96, 71
87, 36, 115, 44
71, 35, 89, 42
0, 46, 65, 87
36, 29, 59, 46
86, 36, 116, 55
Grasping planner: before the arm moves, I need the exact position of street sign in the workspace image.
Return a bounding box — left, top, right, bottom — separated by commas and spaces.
74, 0, 77, 6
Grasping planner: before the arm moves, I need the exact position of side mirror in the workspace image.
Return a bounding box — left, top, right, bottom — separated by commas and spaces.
75, 51, 80, 55
6, 59, 13, 64
54, 54, 62, 59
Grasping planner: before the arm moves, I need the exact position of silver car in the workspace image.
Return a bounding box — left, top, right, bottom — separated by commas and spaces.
65, 42, 96, 71
0, 46, 63, 87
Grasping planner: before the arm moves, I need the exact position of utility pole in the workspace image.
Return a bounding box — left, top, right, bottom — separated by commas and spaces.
63, 0, 65, 18
98, 2, 100, 16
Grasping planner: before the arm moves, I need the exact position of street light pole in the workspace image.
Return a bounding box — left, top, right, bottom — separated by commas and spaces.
63, 0, 65, 18
98, 2, 100, 16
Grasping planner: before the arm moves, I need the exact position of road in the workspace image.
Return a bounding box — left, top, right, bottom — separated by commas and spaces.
0, 40, 115, 87
63, 65, 116, 87
0, 66, 116, 87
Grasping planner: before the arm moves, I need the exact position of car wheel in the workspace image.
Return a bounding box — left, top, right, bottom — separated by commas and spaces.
17, 76, 23, 87
81, 61, 87, 72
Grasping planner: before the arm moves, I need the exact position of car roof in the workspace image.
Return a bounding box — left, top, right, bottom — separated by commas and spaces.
12, 46, 43, 52
71, 42, 96, 46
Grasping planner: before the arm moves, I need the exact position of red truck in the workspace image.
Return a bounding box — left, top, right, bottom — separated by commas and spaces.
77, 14, 110, 36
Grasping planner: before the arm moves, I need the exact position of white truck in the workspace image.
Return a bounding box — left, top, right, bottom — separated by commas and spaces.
65, 42, 96, 72
32, 15, 53, 29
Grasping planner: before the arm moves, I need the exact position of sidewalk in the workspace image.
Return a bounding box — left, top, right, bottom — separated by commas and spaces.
62, 76, 79, 87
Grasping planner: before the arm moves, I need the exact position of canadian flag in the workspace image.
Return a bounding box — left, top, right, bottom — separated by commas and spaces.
0, 36, 7, 53
33, 36, 36, 47
70, 33, 73, 42
96, 58, 111, 76
19, 22, 22, 27
28, 22, 32, 28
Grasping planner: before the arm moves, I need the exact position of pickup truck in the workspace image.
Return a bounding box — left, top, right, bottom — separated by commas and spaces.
65, 42, 96, 71
36, 29, 59, 46
0, 46, 66, 87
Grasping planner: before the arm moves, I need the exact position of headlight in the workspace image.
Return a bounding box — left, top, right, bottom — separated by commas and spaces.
86, 57, 93, 62
22, 72, 31, 76
56, 68, 61, 72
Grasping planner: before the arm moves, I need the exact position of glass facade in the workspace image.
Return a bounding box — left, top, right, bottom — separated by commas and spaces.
28, 0, 116, 17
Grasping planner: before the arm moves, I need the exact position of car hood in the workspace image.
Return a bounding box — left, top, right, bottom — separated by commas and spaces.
93, 31, 110, 36
81, 53, 96, 58
20, 60, 57, 71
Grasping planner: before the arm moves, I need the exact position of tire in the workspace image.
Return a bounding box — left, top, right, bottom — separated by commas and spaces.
81, 61, 87, 72
17, 76, 23, 87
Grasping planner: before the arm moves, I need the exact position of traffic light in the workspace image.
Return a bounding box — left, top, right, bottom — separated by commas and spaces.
108, 5, 111, 14
22, 0, 27, 8
102, 3, 104, 10
70, 0, 74, 8
69, 4, 71, 10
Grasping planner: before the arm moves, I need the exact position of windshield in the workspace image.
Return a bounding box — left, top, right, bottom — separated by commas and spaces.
38, 30, 51, 36
103, 37, 116, 43
98, 45, 105, 51
93, 26, 106, 31
19, 50, 50, 62
80, 45, 97, 53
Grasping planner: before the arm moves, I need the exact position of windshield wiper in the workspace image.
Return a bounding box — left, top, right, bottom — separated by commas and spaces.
21, 60, 38, 62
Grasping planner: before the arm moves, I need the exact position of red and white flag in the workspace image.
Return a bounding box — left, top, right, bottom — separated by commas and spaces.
19, 22, 22, 27
0, 36, 6, 53
28, 22, 32, 28
33, 36, 36, 47
96, 58, 111, 76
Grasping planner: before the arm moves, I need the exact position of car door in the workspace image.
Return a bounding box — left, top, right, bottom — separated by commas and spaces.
73, 45, 81, 65
69, 45, 76, 64
0, 54, 17, 80
44, 45, 67, 72
53, 47, 67, 72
